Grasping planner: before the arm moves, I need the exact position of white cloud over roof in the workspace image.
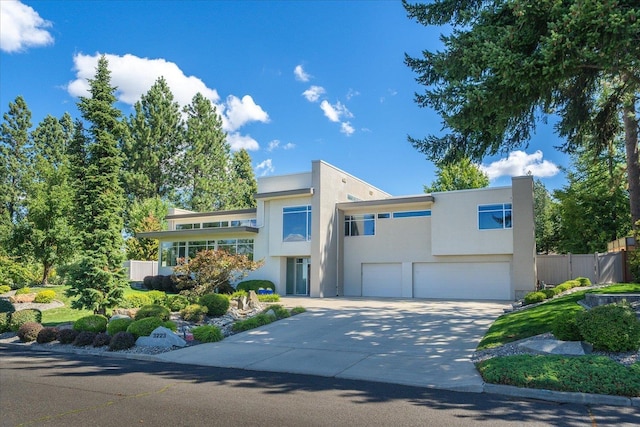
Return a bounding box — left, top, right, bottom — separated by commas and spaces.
294, 65, 310, 82
222, 94, 269, 132
256, 158, 274, 176
226, 132, 259, 151
480, 150, 559, 180
0, 0, 53, 53
302, 85, 325, 102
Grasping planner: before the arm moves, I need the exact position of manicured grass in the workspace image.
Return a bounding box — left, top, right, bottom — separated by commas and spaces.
478, 283, 640, 350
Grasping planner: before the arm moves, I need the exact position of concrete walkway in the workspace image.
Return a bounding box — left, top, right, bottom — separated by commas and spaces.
155, 297, 508, 392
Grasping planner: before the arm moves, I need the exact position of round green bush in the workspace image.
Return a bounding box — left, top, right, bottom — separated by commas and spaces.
166, 295, 189, 311
577, 304, 640, 352
541, 289, 556, 299
14, 287, 32, 296
191, 325, 224, 343
0, 285, 11, 294
57, 328, 79, 344
107, 317, 133, 335
523, 291, 547, 305
93, 332, 111, 347
126, 316, 163, 338
109, 331, 136, 351
135, 304, 170, 321
73, 315, 108, 333
576, 277, 592, 286
120, 293, 151, 309
552, 311, 584, 341
36, 327, 59, 343
9, 309, 42, 331
73, 331, 97, 347
0, 298, 15, 313
34, 290, 56, 303
0, 312, 11, 333
199, 293, 229, 317
180, 304, 208, 322
146, 290, 167, 305
17, 322, 43, 342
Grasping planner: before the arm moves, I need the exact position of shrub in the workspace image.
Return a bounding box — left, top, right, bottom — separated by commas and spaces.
107, 317, 133, 336
163, 320, 177, 331
17, 322, 43, 342
36, 327, 59, 343
180, 304, 208, 322
142, 275, 154, 290
577, 303, 640, 352
236, 280, 276, 293
0, 298, 15, 313
541, 289, 556, 299
109, 331, 136, 351
93, 332, 111, 347
192, 325, 224, 343
258, 294, 280, 302
523, 291, 546, 305
166, 295, 189, 311
9, 309, 42, 331
161, 275, 179, 293
126, 317, 163, 338
0, 312, 10, 333
291, 306, 306, 315
73, 331, 97, 347
146, 290, 167, 305
57, 328, 79, 344
34, 290, 56, 304
14, 287, 32, 295
199, 293, 230, 317
552, 311, 584, 341
135, 304, 170, 321
576, 277, 592, 286
555, 280, 580, 294
232, 313, 275, 332
230, 290, 248, 299
73, 315, 108, 333
267, 304, 290, 319
0, 285, 11, 294
120, 293, 151, 309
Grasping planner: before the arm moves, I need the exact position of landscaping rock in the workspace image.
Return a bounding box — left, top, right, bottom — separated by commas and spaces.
248, 291, 260, 309
518, 338, 592, 356
10, 294, 36, 303
135, 326, 186, 348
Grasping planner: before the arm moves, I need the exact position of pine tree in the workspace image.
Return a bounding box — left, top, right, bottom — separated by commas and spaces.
66, 56, 128, 314
229, 149, 257, 209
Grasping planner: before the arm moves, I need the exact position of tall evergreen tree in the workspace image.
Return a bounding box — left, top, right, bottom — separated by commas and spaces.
124, 196, 169, 261
424, 157, 488, 193
229, 148, 257, 209
533, 179, 559, 254
180, 93, 230, 211
67, 56, 128, 314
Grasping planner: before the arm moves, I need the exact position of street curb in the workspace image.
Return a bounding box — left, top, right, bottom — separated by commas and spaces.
483, 384, 635, 407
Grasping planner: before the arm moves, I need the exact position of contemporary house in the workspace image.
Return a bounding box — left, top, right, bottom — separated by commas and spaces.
139, 160, 536, 300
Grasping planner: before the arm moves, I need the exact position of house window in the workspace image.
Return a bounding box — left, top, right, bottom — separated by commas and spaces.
283, 205, 312, 242
344, 214, 375, 236
377, 213, 390, 219
393, 210, 431, 218
478, 204, 512, 230
161, 239, 254, 266
161, 241, 186, 267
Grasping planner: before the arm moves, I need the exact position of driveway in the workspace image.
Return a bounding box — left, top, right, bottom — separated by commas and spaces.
155, 297, 508, 392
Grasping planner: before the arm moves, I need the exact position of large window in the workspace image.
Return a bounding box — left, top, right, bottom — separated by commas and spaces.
283, 205, 312, 242
161, 239, 253, 266
344, 214, 375, 236
478, 204, 512, 230
392, 210, 431, 218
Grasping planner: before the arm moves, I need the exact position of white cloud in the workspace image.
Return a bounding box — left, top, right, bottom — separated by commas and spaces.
302, 85, 325, 102
222, 95, 269, 132
346, 89, 360, 100
320, 100, 352, 123
294, 65, 310, 82
226, 132, 259, 151
283, 142, 295, 150
340, 122, 355, 136
480, 150, 559, 180
256, 159, 274, 176
267, 140, 295, 151
0, 0, 53, 53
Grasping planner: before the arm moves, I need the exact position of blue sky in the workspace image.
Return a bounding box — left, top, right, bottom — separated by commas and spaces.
1, 0, 567, 196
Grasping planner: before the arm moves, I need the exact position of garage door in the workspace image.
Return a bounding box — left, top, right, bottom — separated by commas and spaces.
413, 262, 511, 300
362, 263, 402, 297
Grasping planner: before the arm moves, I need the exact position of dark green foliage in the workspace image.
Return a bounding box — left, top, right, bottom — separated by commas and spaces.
109, 331, 136, 351
291, 306, 306, 315
9, 309, 42, 331
424, 157, 489, 193
135, 304, 170, 321
552, 311, 584, 341
228, 148, 258, 209
180, 304, 208, 322
73, 314, 108, 333
17, 322, 42, 342
107, 317, 133, 336
577, 304, 640, 352
236, 280, 275, 293
166, 295, 189, 311
232, 313, 275, 333
36, 327, 59, 344
93, 332, 111, 347
34, 290, 56, 303
267, 304, 290, 319
0, 312, 10, 333
0, 298, 15, 313
142, 275, 153, 290
191, 325, 223, 343
477, 355, 640, 397
73, 330, 97, 347
120, 293, 151, 309
126, 316, 163, 338
57, 328, 79, 344
14, 287, 31, 295
143, 275, 178, 293
199, 293, 229, 317
523, 291, 546, 305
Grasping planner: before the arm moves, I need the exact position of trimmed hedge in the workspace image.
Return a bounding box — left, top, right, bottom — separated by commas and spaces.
135, 304, 170, 321
109, 331, 136, 351
73, 315, 108, 333
180, 304, 208, 322
36, 327, 59, 343
576, 303, 640, 352
235, 280, 276, 293
18, 322, 43, 342
126, 316, 163, 338
0, 298, 15, 314
120, 293, 152, 309
57, 328, 79, 344
552, 310, 584, 341
199, 293, 229, 317
523, 291, 546, 305
34, 290, 56, 303
9, 309, 42, 331
166, 295, 189, 311
73, 331, 97, 347
107, 318, 133, 336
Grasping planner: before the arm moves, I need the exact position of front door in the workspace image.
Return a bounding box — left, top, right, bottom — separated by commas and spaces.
286, 257, 310, 295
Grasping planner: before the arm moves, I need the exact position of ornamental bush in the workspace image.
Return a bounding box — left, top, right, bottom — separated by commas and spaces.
73, 331, 97, 347
17, 322, 43, 342
73, 315, 108, 333
541, 289, 556, 299
577, 304, 640, 352
14, 287, 32, 296
235, 280, 275, 293
166, 295, 189, 312
126, 317, 163, 338
232, 313, 275, 332
199, 293, 229, 317
120, 293, 151, 309
36, 327, 59, 343
9, 309, 42, 331
192, 325, 224, 343
523, 291, 546, 305
34, 290, 56, 304
291, 306, 306, 315
135, 304, 170, 321
0, 285, 11, 294
93, 332, 111, 347
576, 277, 592, 286
146, 290, 167, 305
109, 331, 136, 351
257, 294, 280, 302
180, 304, 208, 322
57, 328, 79, 344
107, 317, 133, 336
552, 311, 584, 341
267, 304, 290, 319
0, 298, 15, 313
0, 312, 10, 333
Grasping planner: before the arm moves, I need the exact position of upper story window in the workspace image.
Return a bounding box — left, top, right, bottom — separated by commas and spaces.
283, 205, 312, 242
345, 214, 375, 236
392, 210, 431, 218
478, 204, 512, 230
175, 218, 256, 230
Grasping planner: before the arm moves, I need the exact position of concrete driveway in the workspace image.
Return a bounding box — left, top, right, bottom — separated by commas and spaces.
155, 297, 508, 392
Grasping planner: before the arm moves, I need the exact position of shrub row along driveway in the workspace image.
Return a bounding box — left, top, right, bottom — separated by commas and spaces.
156, 297, 507, 392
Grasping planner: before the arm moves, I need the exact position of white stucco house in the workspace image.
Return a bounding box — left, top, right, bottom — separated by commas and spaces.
139, 160, 537, 300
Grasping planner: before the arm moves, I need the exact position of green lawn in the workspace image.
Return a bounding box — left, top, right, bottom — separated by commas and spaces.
478, 283, 640, 350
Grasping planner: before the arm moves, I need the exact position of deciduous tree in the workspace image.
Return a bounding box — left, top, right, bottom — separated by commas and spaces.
424, 157, 488, 193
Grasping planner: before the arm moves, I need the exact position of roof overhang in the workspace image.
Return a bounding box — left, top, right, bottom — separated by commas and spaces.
166, 208, 257, 220
254, 187, 314, 200
336, 194, 434, 212
137, 226, 259, 240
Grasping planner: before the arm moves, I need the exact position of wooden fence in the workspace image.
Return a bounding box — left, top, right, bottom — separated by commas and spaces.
535, 252, 625, 286
123, 260, 158, 282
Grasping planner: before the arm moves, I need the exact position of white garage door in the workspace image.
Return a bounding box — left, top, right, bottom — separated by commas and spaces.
362, 263, 402, 297
413, 262, 511, 300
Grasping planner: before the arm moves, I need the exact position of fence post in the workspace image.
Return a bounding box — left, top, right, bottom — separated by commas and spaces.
595, 253, 600, 284
568, 253, 572, 280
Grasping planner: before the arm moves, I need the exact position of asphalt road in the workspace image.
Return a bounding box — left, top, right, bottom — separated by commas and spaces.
1, 347, 639, 427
